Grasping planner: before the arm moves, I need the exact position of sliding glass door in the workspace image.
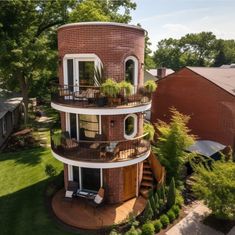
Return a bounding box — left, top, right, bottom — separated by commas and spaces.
71, 166, 101, 192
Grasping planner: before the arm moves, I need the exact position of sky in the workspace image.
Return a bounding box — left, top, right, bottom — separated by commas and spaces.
130, 0, 235, 51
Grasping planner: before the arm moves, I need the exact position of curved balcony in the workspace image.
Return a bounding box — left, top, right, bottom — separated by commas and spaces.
50, 130, 151, 166
51, 85, 152, 115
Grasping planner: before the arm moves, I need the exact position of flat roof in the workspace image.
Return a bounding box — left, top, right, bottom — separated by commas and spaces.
58, 22, 145, 32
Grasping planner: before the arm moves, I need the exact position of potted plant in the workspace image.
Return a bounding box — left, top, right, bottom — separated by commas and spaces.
144, 80, 157, 98
51, 130, 62, 149
118, 80, 134, 104
101, 78, 121, 105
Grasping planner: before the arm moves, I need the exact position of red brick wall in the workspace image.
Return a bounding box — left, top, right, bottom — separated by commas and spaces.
60, 112, 66, 131
101, 113, 144, 141
58, 24, 145, 85
64, 164, 68, 190
151, 68, 235, 148
103, 167, 124, 204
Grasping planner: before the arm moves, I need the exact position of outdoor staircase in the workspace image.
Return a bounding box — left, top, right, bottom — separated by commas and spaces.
140, 159, 155, 199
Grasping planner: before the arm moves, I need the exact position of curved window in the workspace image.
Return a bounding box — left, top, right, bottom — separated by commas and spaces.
125, 56, 138, 86
124, 114, 137, 139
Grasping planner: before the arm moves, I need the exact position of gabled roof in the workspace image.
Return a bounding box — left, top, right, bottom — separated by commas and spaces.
187, 67, 235, 96
0, 97, 23, 119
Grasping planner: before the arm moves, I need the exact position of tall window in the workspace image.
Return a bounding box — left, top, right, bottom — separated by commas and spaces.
124, 114, 137, 139
78, 61, 95, 86
125, 56, 138, 86
79, 114, 99, 140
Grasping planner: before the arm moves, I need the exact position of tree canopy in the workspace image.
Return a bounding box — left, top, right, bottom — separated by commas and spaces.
0, 0, 136, 117
153, 32, 235, 70
153, 108, 195, 183
192, 160, 235, 220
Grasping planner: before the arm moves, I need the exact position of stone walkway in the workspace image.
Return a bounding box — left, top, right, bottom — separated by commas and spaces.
166, 202, 234, 235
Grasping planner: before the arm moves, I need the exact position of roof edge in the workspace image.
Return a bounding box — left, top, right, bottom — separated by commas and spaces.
58, 22, 146, 32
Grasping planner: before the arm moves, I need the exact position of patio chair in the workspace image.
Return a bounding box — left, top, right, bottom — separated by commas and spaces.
61, 131, 79, 150
64, 181, 78, 206
59, 88, 72, 97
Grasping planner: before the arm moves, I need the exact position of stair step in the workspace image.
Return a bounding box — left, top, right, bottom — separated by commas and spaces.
141, 180, 153, 187
143, 169, 152, 174
140, 188, 149, 199
143, 175, 153, 181
143, 164, 151, 169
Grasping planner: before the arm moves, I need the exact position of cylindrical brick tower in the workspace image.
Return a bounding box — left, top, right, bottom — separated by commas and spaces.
51, 22, 152, 204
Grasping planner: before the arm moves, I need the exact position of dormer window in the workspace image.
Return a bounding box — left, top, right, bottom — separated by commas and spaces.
125, 56, 138, 86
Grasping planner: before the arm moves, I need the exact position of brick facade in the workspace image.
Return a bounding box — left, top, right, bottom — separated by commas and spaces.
151, 67, 235, 149
57, 23, 146, 204
58, 23, 145, 85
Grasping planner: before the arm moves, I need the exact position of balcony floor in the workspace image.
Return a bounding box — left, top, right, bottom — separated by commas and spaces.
52, 189, 146, 230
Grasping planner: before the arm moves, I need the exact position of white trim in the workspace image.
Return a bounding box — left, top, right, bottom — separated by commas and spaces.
58, 22, 145, 32
79, 167, 82, 190
51, 102, 151, 115
100, 169, 103, 187
51, 149, 150, 169
68, 165, 73, 181
124, 114, 138, 139
63, 54, 102, 87
98, 115, 102, 134
65, 112, 70, 133
125, 56, 138, 87
136, 164, 139, 197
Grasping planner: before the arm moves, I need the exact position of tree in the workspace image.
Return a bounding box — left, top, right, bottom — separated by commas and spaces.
0, 0, 74, 116
69, 0, 136, 23
0, 0, 136, 119
167, 177, 176, 209
142, 200, 154, 222
213, 39, 235, 66
192, 160, 235, 220
153, 32, 235, 70
153, 108, 195, 183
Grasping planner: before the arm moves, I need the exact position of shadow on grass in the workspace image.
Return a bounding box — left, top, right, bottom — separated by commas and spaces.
0, 147, 45, 166
0, 176, 97, 235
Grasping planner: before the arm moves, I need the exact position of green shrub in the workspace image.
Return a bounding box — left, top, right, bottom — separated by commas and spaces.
172, 205, 180, 217
176, 190, 184, 208
142, 200, 154, 223
109, 229, 121, 235
167, 177, 176, 209
144, 80, 157, 93
154, 192, 160, 216
143, 122, 155, 141
167, 210, 176, 223
142, 222, 155, 235
125, 226, 139, 235
160, 214, 170, 228
153, 220, 162, 233
149, 196, 156, 212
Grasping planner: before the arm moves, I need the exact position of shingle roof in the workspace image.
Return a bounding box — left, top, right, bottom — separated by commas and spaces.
0, 97, 23, 119
187, 67, 235, 96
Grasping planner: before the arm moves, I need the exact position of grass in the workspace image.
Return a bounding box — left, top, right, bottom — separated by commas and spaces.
0, 147, 78, 235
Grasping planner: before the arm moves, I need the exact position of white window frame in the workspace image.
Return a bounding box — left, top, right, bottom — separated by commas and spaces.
124, 56, 138, 87
63, 54, 102, 87
2, 117, 6, 135
124, 114, 138, 139
69, 165, 103, 192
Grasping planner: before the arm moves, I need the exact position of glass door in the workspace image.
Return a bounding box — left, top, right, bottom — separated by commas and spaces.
78, 61, 95, 86
81, 167, 101, 192
69, 113, 78, 139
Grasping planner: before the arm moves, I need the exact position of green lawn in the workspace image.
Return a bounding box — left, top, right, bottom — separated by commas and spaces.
0, 147, 78, 235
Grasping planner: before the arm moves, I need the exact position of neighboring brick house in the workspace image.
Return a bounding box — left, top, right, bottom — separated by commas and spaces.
0, 97, 23, 148
151, 67, 235, 149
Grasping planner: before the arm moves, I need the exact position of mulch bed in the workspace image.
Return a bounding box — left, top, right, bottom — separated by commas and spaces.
203, 215, 235, 234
